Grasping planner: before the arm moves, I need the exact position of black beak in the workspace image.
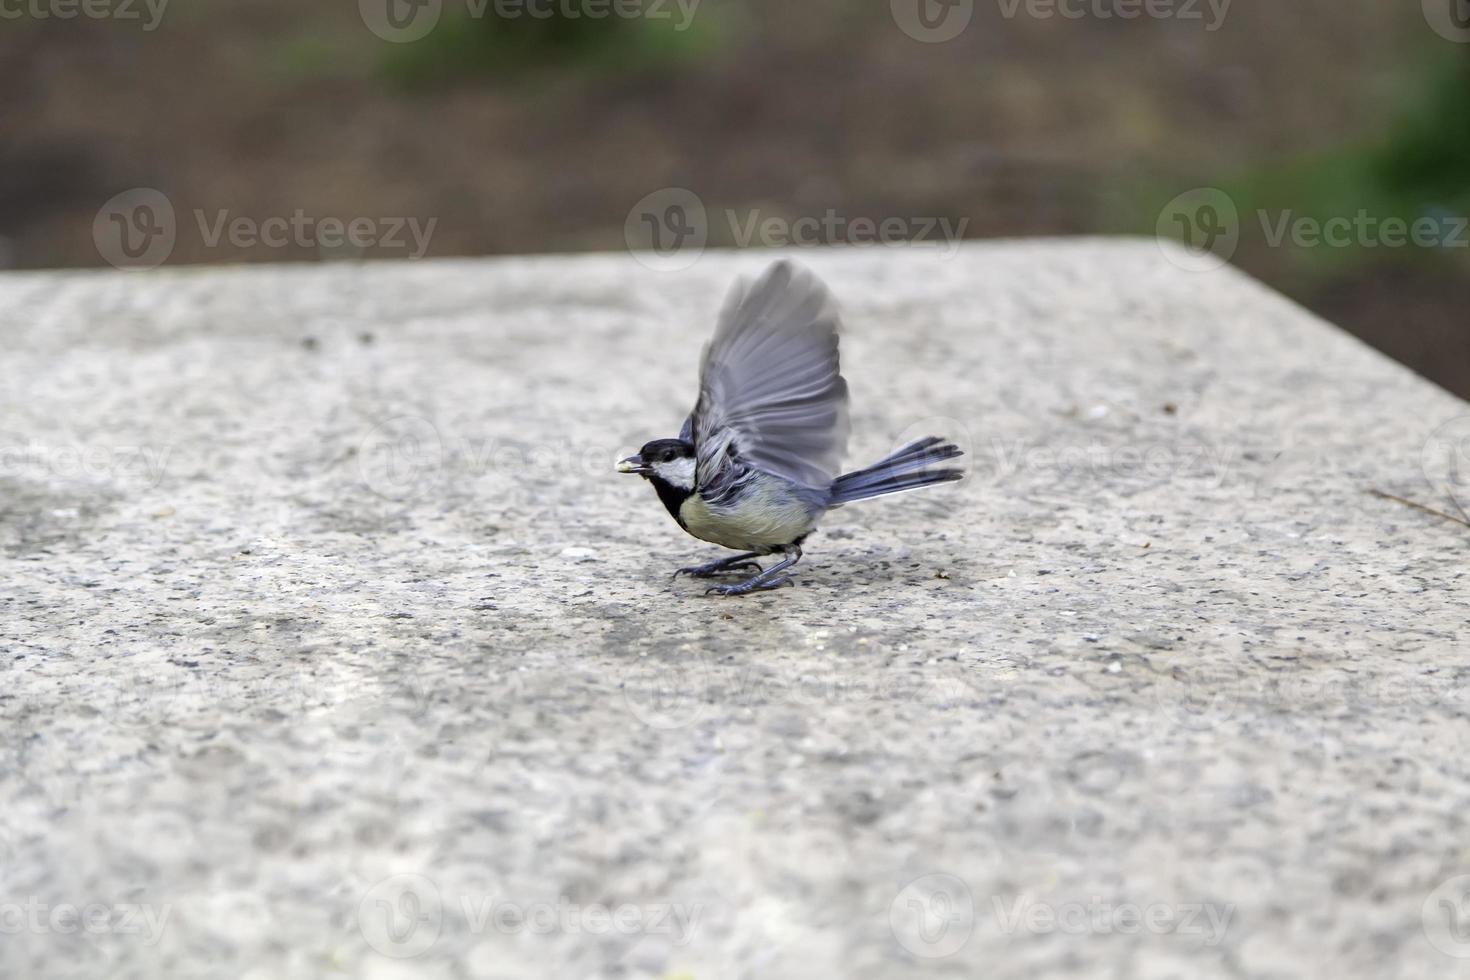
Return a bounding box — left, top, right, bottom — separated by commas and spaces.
616, 454, 651, 476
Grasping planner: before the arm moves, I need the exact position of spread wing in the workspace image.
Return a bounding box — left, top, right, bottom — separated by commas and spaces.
690, 261, 850, 491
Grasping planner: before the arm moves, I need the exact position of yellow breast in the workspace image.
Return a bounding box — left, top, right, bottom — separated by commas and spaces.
679, 485, 817, 552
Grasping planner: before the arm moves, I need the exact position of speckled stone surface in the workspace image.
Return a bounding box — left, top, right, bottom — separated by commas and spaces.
3, 241, 1470, 979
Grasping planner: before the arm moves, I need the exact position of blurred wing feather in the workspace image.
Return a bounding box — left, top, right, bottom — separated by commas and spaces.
692, 261, 850, 490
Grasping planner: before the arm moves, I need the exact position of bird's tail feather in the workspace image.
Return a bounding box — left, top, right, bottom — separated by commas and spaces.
829, 436, 964, 505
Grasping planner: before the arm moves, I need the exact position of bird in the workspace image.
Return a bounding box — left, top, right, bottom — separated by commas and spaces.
617, 260, 964, 596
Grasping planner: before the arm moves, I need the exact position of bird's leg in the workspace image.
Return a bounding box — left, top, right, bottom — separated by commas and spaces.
705, 545, 802, 597
673, 552, 765, 579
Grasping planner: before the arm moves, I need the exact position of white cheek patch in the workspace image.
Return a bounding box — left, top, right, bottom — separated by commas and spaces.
652, 456, 697, 489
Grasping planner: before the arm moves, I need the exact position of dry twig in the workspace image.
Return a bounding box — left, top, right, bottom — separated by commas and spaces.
1368, 488, 1470, 529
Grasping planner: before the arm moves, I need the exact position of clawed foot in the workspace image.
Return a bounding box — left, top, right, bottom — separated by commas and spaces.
705, 574, 793, 597
673, 557, 763, 579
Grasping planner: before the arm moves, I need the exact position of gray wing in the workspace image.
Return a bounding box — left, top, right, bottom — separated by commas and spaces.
691, 261, 850, 491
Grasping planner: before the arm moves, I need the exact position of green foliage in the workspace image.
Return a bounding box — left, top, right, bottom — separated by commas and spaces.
1123, 51, 1470, 285
1372, 56, 1470, 210
380, 6, 717, 88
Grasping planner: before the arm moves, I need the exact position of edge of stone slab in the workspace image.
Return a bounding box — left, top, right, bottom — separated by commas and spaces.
0, 236, 1205, 281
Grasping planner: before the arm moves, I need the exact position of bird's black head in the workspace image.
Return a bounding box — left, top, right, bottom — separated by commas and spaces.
616, 438, 697, 489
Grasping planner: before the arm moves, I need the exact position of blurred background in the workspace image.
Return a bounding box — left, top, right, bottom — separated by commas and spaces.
3, 0, 1468, 394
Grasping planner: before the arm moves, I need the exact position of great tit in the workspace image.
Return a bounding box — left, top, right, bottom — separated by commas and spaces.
617, 260, 964, 596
